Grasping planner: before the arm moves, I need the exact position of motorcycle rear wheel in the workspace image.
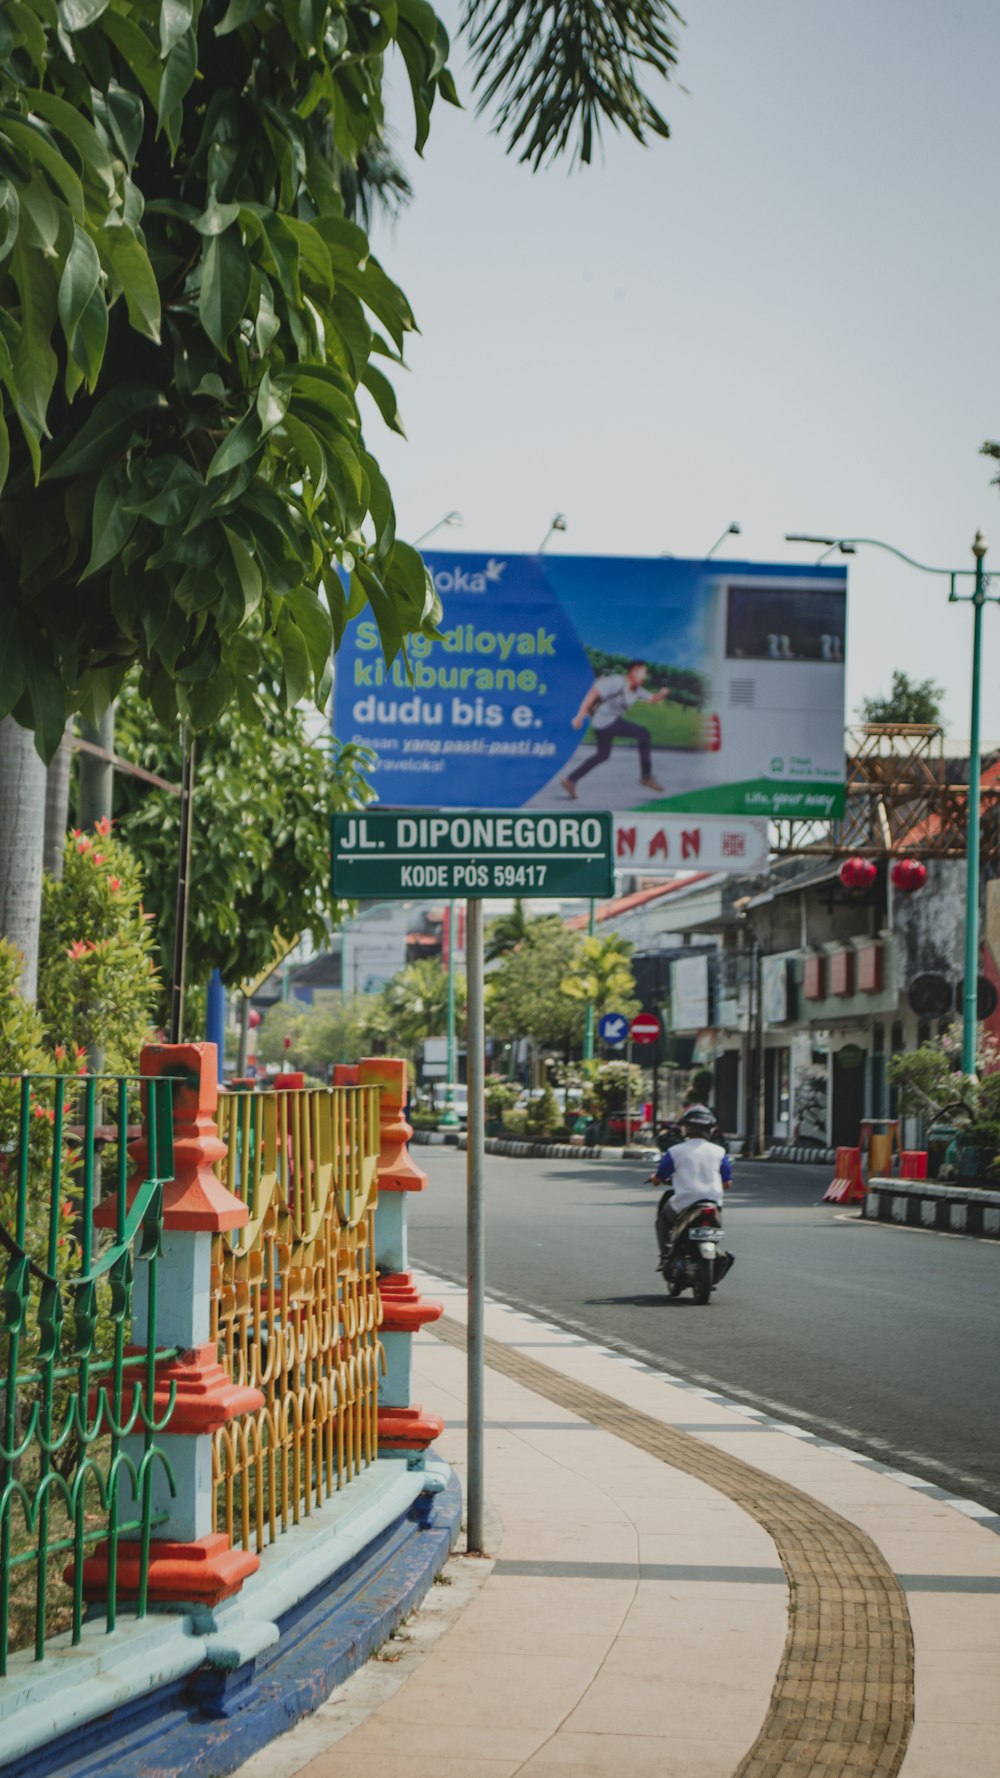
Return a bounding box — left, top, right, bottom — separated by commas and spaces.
692, 1254, 714, 1304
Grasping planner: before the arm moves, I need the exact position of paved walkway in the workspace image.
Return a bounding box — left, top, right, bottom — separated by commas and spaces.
235, 1274, 1000, 1778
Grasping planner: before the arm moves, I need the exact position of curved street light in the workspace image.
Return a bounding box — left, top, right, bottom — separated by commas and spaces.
785, 529, 995, 1073
413, 511, 463, 546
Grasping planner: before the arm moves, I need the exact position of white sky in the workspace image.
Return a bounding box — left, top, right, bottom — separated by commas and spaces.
363, 0, 1000, 743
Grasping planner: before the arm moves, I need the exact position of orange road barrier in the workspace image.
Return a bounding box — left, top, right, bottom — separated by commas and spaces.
823, 1145, 864, 1203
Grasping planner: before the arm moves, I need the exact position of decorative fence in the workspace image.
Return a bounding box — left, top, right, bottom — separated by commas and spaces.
0, 1072, 176, 1675
0, 1049, 444, 1694
212, 1081, 382, 1554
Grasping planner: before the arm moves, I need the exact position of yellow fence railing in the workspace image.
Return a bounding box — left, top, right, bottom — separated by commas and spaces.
211, 1083, 382, 1554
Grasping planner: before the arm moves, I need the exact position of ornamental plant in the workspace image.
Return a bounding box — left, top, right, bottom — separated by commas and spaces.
37, 818, 159, 1072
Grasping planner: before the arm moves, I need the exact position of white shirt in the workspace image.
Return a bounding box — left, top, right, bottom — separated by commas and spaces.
658, 1137, 730, 1211
590, 674, 652, 730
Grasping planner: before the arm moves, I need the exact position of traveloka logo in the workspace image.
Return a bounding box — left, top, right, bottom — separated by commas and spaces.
432, 559, 506, 594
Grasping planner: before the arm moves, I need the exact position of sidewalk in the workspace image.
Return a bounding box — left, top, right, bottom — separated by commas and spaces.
235, 1275, 1000, 1778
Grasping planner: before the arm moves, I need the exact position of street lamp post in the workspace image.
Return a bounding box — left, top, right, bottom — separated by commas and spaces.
440, 901, 460, 1127
786, 529, 996, 1073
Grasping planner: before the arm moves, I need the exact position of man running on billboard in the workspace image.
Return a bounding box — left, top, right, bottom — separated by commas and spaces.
561, 660, 671, 798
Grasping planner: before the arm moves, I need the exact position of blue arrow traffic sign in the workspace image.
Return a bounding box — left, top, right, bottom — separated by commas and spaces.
599, 1011, 629, 1046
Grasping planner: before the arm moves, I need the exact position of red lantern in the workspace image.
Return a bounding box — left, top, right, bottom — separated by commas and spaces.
248, 1007, 262, 1029
890, 858, 928, 892
283, 1035, 293, 1050
838, 856, 877, 890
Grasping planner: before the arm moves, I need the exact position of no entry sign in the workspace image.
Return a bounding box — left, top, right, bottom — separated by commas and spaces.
331, 809, 613, 899
630, 1012, 662, 1045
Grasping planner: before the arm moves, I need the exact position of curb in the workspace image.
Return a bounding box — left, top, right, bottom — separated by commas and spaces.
864, 1176, 1000, 1238
456, 1136, 659, 1162
767, 1144, 837, 1165
8, 1472, 462, 1778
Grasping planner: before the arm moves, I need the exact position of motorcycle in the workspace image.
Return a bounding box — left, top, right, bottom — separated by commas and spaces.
652, 1192, 735, 1304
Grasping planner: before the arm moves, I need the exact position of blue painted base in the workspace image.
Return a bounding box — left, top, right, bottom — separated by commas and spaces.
5, 1472, 462, 1778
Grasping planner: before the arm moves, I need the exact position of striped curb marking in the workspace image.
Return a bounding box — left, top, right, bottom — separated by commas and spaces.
431, 1314, 914, 1778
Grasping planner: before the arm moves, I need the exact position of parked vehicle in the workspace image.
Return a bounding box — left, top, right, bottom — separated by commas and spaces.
430, 1083, 469, 1124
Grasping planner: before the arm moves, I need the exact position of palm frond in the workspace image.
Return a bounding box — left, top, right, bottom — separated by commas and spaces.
460, 0, 684, 169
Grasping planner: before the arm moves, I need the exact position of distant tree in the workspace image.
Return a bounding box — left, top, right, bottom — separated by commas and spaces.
257, 996, 373, 1077
859, 671, 945, 727
561, 933, 640, 1025
366, 959, 465, 1075
113, 663, 371, 995
487, 918, 583, 1051
485, 898, 530, 962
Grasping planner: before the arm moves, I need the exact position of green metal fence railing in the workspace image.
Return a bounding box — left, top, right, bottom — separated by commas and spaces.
0, 1073, 177, 1673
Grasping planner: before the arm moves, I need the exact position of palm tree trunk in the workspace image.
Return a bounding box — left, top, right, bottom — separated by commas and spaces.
43, 725, 74, 878
0, 716, 47, 999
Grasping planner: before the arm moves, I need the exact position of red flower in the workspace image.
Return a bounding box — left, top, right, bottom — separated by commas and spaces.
54, 1045, 66, 1061
94, 816, 111, 837
77, 836, 91, 853
66, 939, 93, 960
108, 876, 121, 893
93, 853, 104, 864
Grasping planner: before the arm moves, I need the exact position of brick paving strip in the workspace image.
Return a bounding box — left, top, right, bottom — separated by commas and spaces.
432, 1315, 914, 1778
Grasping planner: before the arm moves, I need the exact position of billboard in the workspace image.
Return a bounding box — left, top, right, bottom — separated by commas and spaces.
334, 553, 847, 820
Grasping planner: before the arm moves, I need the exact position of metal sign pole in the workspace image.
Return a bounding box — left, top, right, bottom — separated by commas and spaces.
465, 895, 486, 1553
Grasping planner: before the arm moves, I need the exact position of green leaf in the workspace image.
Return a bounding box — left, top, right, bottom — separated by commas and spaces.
286, 585, 333, 683
0, 605, 29, 718
58, 0, 109, 31
198, 229, 251, 354
361, 362, 405, 436
27, 658, 66, 762
58, 224, 101, 356
157, 28, 197, 148
17, 175, 57, 254
193, 193, 241, 236
0, 114, 85, 220
214, 0, 266, 34
256, 369, 289, 436
11, 235, 57, 445
222, 523, 262, 617
97, 223, 161, 342
83, 467, 139, 577
43, 384, 162, 479
68, 282, 108, 390
0, 408, 8, 495
101, 13, 162, 108
353, 561, 403, 666
23, 90, 116, 199
159, 0, 193, 58
206, 405, 261, 479
276, 610, 310, 708
101, 82, 144, 169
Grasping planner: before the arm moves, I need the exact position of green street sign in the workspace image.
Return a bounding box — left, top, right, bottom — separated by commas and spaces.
331, 810, 614, 900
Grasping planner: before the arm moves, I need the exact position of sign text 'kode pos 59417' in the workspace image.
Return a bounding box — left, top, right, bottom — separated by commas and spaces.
331, 810, 614, 900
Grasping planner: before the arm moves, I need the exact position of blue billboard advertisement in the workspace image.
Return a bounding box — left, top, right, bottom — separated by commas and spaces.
333, 553, 848, 819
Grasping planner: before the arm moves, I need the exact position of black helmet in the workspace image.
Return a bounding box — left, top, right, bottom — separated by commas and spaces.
681, 1103, 715, 1135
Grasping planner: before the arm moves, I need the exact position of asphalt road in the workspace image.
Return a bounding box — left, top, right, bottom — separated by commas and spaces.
407, 1150, 1000, 1516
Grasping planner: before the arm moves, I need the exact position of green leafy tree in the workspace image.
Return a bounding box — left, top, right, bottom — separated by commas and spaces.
484, 896, 529, 962
487, 916, 583, 1050
256, 994, 373, 1076
112, 665, 370, 990
38, 820, 158, 1071
858, 671, 945, 727
561, 932, 639, 1024
366, 957, 464, 1073
0, 0, 683, 754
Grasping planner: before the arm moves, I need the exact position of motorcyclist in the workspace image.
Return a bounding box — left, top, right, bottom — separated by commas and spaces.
650, 1104, 731, 1267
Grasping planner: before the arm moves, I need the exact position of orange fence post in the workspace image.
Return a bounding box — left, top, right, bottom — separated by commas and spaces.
84, 1043, 264, 1606
361, 1057, 445, 1457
